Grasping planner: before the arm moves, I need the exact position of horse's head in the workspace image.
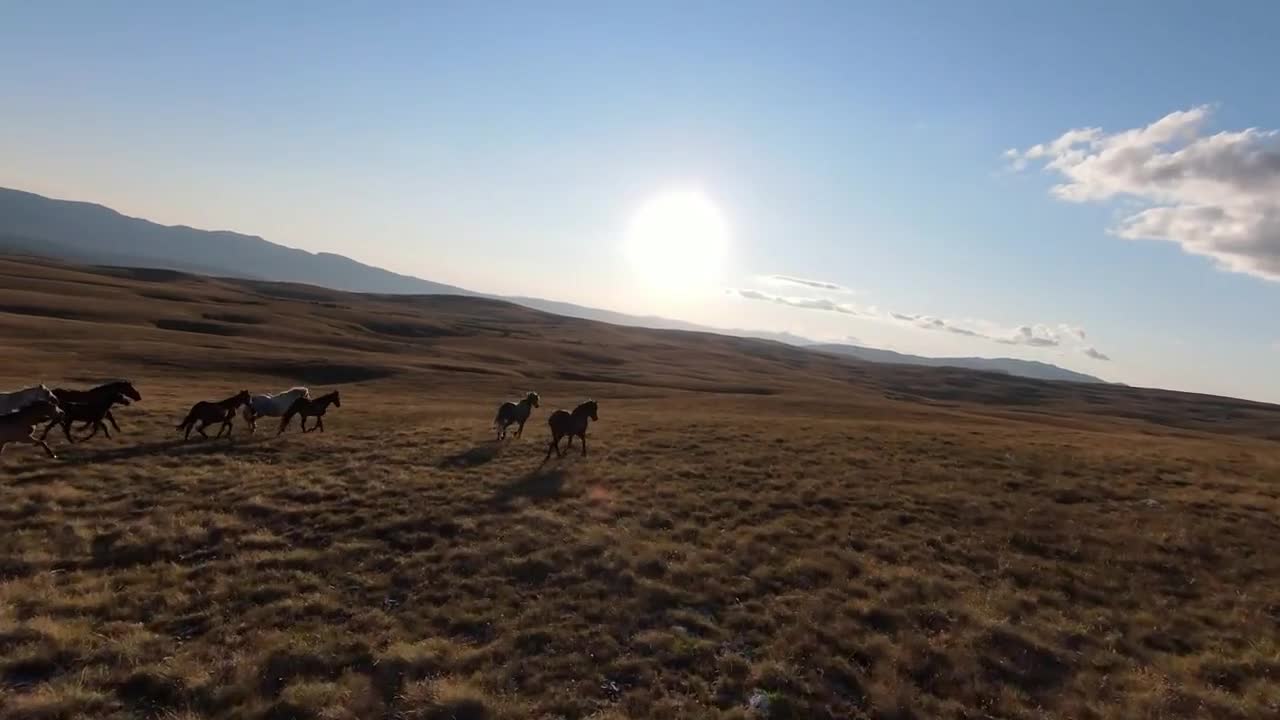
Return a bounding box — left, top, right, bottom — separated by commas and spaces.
118, 381, 142, 402
235, 390, 252, 406
580, 399, 598, 422
113, 392, 132, 407
331, 391, 341, 408
526, 391, 540, 408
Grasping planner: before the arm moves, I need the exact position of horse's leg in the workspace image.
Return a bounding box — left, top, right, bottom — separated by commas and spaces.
516, 419, 526, 438
197, 421, 210, 440
38, 419, 57, 442
81, 420, 99, 442
28, 434, 56, 459
106, 410, 121, 433
544, 436, 559, 462
98, 419, 112, 439
580, 433, 588, 457
317, 416, 325, 432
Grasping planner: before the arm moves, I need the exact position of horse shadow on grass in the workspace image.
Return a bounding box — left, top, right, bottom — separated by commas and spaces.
437, 441, 503, 469
26, 434, 277, 471
489, 467, 568, 508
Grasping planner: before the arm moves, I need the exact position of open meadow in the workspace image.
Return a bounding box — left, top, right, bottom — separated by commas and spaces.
1, 256, 1279, 719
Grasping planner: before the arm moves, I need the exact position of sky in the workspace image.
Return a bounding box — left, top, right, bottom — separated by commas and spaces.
3, 1, 1280, 402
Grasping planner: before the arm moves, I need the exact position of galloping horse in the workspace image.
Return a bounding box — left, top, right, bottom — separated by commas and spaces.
494, 391, 539, 440
0, 400, 64, 459
242, 387, 310, 434
177, 390, 251, 440
279, 391, 341, 434
544, 400, 599, 461
40, 391, 133, 443
0, 385, 58, 416
45, 380, 142, 439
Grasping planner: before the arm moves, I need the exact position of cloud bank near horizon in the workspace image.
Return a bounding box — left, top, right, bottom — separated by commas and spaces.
730, 284, 1108, 361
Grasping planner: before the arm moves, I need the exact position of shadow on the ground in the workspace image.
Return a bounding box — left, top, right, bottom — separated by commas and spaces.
490, 467, 568, 507
437, 441, 502, 469
26, 433, 277, 469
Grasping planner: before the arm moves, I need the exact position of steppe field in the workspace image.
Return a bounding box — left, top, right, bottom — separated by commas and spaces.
1, 255, 1278, 720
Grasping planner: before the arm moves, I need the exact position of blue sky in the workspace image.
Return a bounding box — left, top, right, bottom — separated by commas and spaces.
4, 1, 1280, 401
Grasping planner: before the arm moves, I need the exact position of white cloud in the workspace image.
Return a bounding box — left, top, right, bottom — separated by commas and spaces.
766, 274, 851, 292
1011, 105, 1280, 280
732, 286, 1105, 356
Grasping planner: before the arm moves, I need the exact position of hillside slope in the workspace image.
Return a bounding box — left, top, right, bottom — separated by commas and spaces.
0, 254, 1275, 439
1, 254, 1279, 720
2, 186, 1109, 385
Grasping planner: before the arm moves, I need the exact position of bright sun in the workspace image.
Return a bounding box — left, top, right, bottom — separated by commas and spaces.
625, 189, 729, 296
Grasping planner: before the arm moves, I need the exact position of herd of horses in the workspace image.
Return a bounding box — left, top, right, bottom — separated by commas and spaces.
0, 381, 599, 463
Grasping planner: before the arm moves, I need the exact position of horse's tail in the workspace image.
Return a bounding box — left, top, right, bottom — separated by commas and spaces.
493, 405, 504, 427
176, 407, 197, 431
241, 403, 255, 423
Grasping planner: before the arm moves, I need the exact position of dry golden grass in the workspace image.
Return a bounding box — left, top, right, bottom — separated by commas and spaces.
1, 255, 1279, 719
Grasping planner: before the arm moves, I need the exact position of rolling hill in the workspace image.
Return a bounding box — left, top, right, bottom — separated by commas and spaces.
0, 254, 1278, 719
2, 186, 1105, 385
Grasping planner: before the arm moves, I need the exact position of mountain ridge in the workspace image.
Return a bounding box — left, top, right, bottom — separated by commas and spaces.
0, 185, 1106, 384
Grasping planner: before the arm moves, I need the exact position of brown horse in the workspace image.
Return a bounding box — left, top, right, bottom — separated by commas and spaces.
279, 391, 341, 434
544, 400, 599, 461
41, 391, 134, 443
177, 390, 251, 440
0, 400, 64, 459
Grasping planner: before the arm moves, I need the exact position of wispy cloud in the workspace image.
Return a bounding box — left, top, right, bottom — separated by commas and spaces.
731, 289, 860, 315
1010, 105, 1280, 281
732, 284, 1107, 357
767, 274, 849, 292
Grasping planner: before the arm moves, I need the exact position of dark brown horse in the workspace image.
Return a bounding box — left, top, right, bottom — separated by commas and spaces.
1, 400, 64, 459
40, 380, 140, 439
544, 400, 599, 461
279, 391, 341, 434
177, 390, 251, 440
40, 391, 132, 443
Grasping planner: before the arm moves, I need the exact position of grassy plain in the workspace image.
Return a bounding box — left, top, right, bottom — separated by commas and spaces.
1, 256, 1278, 719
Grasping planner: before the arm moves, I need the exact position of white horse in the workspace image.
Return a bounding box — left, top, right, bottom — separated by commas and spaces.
494, 391, 540, 440
0, 384, 58, 416
241, 387, 310, 434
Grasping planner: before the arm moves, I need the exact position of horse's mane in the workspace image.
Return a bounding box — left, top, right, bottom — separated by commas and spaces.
286, 386, 310, 396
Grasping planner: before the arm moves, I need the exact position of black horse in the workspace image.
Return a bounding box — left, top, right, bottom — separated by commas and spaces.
42, 380, 141, 439
41, 391, 132, 443
177, 390, 251, 440
279, 391, 341, 434
544, 400, 599, 461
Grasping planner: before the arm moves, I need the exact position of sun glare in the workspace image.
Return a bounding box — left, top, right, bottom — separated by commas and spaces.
625, 189, 729, 296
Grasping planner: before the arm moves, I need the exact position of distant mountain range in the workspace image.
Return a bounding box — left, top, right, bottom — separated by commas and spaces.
0, 186, 1105, 384
810, 343, 1105, 384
